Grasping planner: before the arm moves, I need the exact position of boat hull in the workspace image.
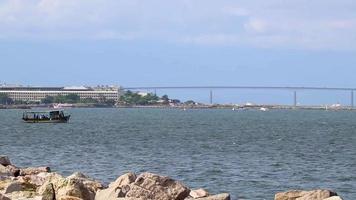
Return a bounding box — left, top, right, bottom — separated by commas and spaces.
22, 116, 70, 123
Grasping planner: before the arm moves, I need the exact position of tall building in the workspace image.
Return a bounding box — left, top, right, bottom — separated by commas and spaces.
0, 85, 121, 102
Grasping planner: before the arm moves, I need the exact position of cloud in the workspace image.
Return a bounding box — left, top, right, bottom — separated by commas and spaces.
0, 0, 356, 50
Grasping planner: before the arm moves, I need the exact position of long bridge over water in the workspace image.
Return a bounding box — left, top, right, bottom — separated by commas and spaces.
122, 86, 356, 107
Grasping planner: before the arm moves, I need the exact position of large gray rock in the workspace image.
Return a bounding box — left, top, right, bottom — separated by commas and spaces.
192, 193, 230, 200
324, 196, 343, 200
0, 165, 20, 177
19, 167, 51, 176
109, 172, 136, 188
124, 172, 190, 200
275, 189, 338, 200
40, 172, 103, 200
189, 188, 209, 198
95, 172, 136, 200
0, 194, 11, 200
0, 156, 11, 166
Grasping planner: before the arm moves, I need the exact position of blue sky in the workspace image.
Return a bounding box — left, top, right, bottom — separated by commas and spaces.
1, 0, 356, 104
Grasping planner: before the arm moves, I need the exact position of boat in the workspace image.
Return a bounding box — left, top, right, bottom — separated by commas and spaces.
53, 103, 74, 109
22, 110, 71, 123
259, 107, 269, 111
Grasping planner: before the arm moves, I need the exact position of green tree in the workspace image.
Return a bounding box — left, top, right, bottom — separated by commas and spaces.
161, 94, 169, 104
41, 96, 55, 104
65, 94, 80, 103
81, 98, 98, 104
184, 100, 195, 105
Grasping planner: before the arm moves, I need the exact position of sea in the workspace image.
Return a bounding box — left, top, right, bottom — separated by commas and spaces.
1, 108, 355, 199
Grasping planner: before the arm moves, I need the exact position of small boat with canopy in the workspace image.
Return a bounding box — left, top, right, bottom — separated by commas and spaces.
22, 110, 70, 123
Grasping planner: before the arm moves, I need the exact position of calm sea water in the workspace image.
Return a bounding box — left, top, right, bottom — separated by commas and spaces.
1, 108, 356, 199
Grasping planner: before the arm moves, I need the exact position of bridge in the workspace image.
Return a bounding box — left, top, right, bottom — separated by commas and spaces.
122, 86, 356, 107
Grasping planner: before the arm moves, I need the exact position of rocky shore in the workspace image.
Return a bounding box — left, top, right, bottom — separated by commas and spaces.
0, 156, 344, 200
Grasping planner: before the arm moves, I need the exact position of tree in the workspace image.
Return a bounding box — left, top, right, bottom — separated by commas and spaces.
65, 94, 80, 103
161, 94, 169, 104
41, 96, 55, 104
0, 93, 13, 105
184, 100, 196, 105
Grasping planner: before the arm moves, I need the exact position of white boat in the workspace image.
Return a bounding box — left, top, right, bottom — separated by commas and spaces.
53, 103, 74, 109
260, 107, 269, 111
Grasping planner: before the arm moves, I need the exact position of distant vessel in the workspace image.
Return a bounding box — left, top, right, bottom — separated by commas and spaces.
53, 103, 74, 109
22, 110, 70, 123
260, 107, 269, 111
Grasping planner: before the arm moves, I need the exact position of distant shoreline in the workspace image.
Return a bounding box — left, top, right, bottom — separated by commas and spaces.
1, 103, 355, 111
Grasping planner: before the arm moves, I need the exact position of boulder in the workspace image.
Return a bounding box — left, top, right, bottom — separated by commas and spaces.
57, 196, 83, 200
4, 181, 37, 194
193, 193, 230, 200
275, 189, 338, 200
189, 188, 209, 198
37, 182, 55, 200
43, 172, 103, 200
0, 165, 20, 177
0, 156, 11, 166
124, 172, 190, 200
324, 197, 343, 200
0, 194, 10, 200
109, 172, 136, 188
20, 167, 51, 176
95, 172, 136, 200
0, 165, 12, 177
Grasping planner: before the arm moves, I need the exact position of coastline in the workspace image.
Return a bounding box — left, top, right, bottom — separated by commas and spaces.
1, 103, 355, 111
0, 156, 344, 200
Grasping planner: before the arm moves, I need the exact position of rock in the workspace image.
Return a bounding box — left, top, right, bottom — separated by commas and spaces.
57, 196, 83, 200
0, 194, 11, 200
193, 193, 230, 200
95, 172, 136, 200
46, 172, 103, 200
109, 172, 136, 188
0, 194, 10, 200
0, 165, 11, 177
125, 172, 190, 200
189, 188, 209, 198
275, 189, 337, 200
20, 167, 51, 176
6, 165, 20, 177
4, 181, 37, 194
0, 165, 20, 177
0, 156, 11, 166
324, 197, 343, 200
37, 182, 55, 200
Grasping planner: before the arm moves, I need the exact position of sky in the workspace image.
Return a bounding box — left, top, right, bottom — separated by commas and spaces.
1, 0, 356, 104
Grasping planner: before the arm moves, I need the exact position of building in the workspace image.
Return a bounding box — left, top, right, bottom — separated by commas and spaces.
0, 85, 121, 103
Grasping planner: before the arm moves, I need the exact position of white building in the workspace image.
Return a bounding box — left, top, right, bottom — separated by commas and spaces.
0, 85, 121, 102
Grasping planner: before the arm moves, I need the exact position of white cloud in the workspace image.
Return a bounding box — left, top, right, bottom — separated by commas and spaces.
0, 0, 356, 50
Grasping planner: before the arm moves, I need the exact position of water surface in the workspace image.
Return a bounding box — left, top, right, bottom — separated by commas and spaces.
1, 108, 356, 199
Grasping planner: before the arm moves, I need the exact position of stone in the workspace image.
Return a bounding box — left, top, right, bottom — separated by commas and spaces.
186, 193, 230, 200
109, 172, 136, 188
4, 181, 37, 194
324, 197, 343, 200
275, 189, 337, 200
189, 188, 209, 198
37, 182, 55, 200
0, 156, 11, 166
0, 165, 12, 177
48, 172, 103, 200
19, 167, 51, 176
57, 196, 83, 200
0, 194, 11, 200
6, 165, 20, 177
125, 172, 190, 200
95, 172, 137, 200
